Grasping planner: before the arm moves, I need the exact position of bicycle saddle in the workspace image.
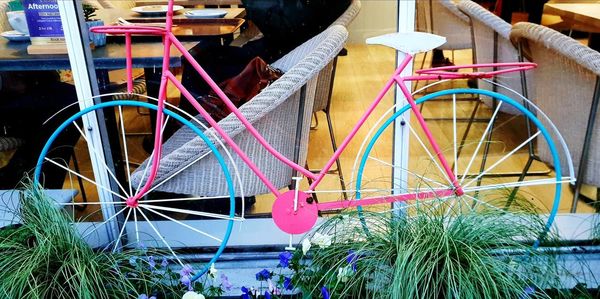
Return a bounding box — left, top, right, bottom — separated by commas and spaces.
366, 31, 446, 54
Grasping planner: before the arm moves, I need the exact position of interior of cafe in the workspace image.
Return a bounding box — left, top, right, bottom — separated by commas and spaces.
0, 0, 599, 266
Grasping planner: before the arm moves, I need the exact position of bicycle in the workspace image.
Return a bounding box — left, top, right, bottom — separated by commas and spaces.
33, 0, 574, 281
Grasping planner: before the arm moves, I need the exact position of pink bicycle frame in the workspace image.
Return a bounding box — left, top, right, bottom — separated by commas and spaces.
91, 1, 535, 209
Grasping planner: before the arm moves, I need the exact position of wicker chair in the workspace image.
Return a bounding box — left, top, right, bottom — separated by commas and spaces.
510, 22, 600, 212
457, 0, 534, 113
130, 25, 349, 197
309, 0, 361, 199
417, 0, 472, 68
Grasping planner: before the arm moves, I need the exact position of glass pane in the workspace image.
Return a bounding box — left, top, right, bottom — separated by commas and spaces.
0, 0, 79, 225
413, 0, 596, 220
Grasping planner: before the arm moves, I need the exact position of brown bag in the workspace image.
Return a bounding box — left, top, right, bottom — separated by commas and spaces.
199, 56, 284, 122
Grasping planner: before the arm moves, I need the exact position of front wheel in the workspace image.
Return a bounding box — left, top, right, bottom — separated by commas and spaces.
354, 88, 573, 241
34, 98, 239, 280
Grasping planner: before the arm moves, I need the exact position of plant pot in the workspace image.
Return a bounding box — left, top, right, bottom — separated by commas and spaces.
86, 19, 106, 47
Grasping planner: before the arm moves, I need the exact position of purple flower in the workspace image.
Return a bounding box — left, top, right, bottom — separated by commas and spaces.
180, 264, 194, 277
264, 291, 271, 299
347, 250, 358, 272
180, 274, 192, 290
160, 257, 169, 268
283, 277, 293, 290
321, 286, 330, 299
241, 286, 251, 299
138, 295, 148, 299
221, 273, 233, 291
147, 256, 156, 269
278, 251, 293, 268
255, 269, 272, 281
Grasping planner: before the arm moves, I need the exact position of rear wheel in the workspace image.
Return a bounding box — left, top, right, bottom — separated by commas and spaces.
354, 88, 573, 241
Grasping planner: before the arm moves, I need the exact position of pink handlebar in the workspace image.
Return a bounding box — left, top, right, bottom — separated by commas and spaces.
89, 25, 169, 92
90, 25, 166, 35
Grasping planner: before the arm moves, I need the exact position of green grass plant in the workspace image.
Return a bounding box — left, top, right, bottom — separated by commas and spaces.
0, 184, 157, 299
291, 198, 563, 298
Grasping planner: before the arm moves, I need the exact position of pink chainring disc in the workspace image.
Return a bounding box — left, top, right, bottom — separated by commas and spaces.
272, 190, 318, 234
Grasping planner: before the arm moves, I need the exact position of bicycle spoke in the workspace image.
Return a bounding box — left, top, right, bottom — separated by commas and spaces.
57, 201, 123, 206
463, 194, 506, 213
134, 207, 140, 246
138, 204, 243, 221
367, 156, 447, 188
462, 131, 541, 189
146, 152, 211, 194
44, 157, 128, 201
112, 207, 132, 253
82, 206, 127, 239
453, 93, 458, 176
462, 178, 564, 193
135, 150, 154, 194
459, 102, 503, 185
407, 117, 453, 186
137, 207, 184, 267
378, 196, 454, 214
73, 121, 131, 197
118, 106, 134, 196
444, 196, 459, 217
141, 205, 222, 243
133, 115, 171, 197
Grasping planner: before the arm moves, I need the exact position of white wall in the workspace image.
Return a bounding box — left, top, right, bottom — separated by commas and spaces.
347, 0, 398, 43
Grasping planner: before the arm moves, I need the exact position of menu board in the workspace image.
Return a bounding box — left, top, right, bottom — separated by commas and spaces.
23, 0, 65, 45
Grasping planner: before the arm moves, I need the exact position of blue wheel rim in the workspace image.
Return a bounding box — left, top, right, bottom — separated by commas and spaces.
33, 100, 236, 280
355, 88, 562, 244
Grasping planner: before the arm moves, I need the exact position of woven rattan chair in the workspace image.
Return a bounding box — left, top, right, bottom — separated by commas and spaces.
309, 0, 361, 199
130, 25, 349, 197
416, 0, 472, 69
457, 0, 534, 112
510, 22, 600, 212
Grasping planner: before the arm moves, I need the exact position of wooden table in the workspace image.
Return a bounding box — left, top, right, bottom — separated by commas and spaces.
544, 2, 600, 33
96, 7, 245, 22
135, 0, 242, 7
0, 39, 197, 71
96, 7, 245, 42
0, 38, 200, 109
544, 2, 600, 50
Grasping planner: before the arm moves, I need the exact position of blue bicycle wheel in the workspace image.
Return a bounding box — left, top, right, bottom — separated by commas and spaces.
355, 88, 569, 243
34, 99, 238, 280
